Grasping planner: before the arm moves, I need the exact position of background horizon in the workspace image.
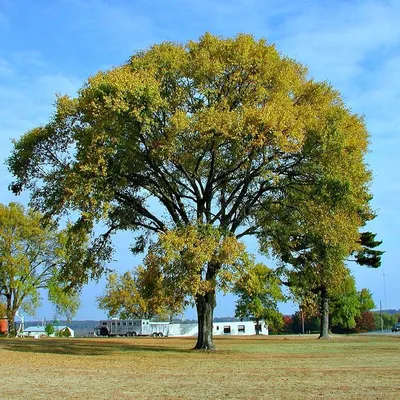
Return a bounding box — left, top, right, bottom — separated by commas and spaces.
1, 0, 398, 322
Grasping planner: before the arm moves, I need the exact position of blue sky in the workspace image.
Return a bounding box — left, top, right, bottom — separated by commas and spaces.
0, 0, 399, 321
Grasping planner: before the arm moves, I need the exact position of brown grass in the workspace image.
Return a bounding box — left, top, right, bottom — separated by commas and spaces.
0, 334, 399, 399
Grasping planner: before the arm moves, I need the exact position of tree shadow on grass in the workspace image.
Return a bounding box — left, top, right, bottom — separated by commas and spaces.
0, 338, 193, 356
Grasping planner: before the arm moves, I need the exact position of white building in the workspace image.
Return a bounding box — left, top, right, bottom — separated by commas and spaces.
21, 325, 74, 338
168, 320, 268, 336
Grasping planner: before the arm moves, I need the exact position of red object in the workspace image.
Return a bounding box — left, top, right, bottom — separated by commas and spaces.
0, 318, 8, 334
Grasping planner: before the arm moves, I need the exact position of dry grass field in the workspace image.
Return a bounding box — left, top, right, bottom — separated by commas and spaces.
0, 334, 399, 399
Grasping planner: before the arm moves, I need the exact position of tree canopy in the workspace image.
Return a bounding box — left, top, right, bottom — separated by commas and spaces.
8, 33, 372, 348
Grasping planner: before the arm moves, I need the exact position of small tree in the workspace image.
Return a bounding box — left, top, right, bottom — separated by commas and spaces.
280, 236, 350, 338
264, 310, 285, 334
0, 203, 84, 336
234, 262, 284, 334
330, 275, 363, 331
354, 311, 375, 333
358, 288, 375, 313
331, 285, 375, 332
282, 315, 293, 334
45, 324, 55, 336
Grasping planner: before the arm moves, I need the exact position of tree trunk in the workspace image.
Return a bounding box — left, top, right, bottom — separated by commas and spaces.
6, 309, 16, 337
319, 286, 330, 339
194, 290, 216, 350
5, 294, 15, 337
255, 318, 260, 335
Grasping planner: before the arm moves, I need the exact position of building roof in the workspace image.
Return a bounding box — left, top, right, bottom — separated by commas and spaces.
23, 325, 73, 333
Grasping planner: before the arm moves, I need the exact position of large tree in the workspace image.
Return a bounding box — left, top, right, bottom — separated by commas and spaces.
0, 203, 83, 336
8, 33, 371, 349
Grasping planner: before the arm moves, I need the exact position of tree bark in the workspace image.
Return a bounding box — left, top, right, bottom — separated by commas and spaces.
5, 294, 14, 337
194, 290, 216, 350
319, 286, 330, 339
6, 309, 15, 337
255, 318, 260, 335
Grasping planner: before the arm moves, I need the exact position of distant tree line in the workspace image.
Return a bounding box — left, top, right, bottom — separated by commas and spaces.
269, 310, 400, 335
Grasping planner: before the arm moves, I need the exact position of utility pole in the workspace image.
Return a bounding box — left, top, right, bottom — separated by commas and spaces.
383, 268, 387, 311
380, 300, 383, 332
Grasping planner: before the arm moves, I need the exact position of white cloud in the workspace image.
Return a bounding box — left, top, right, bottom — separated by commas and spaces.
275, 1, 400, 85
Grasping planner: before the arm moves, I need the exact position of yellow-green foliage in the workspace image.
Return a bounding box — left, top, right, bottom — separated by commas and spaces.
97, 267, 182, 320
0, 303, 6, 317
0, 203, 81, 332
143, 225, 250, 301
234, 262, 284, 323
8, 34, 370, 238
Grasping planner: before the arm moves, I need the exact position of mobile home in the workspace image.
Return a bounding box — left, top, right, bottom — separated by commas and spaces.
169, 320, 268, 336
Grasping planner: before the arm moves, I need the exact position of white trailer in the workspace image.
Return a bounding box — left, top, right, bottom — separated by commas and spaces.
169, 320, 268, 337
96, 319, 170, 337
95, 319, 268, 337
